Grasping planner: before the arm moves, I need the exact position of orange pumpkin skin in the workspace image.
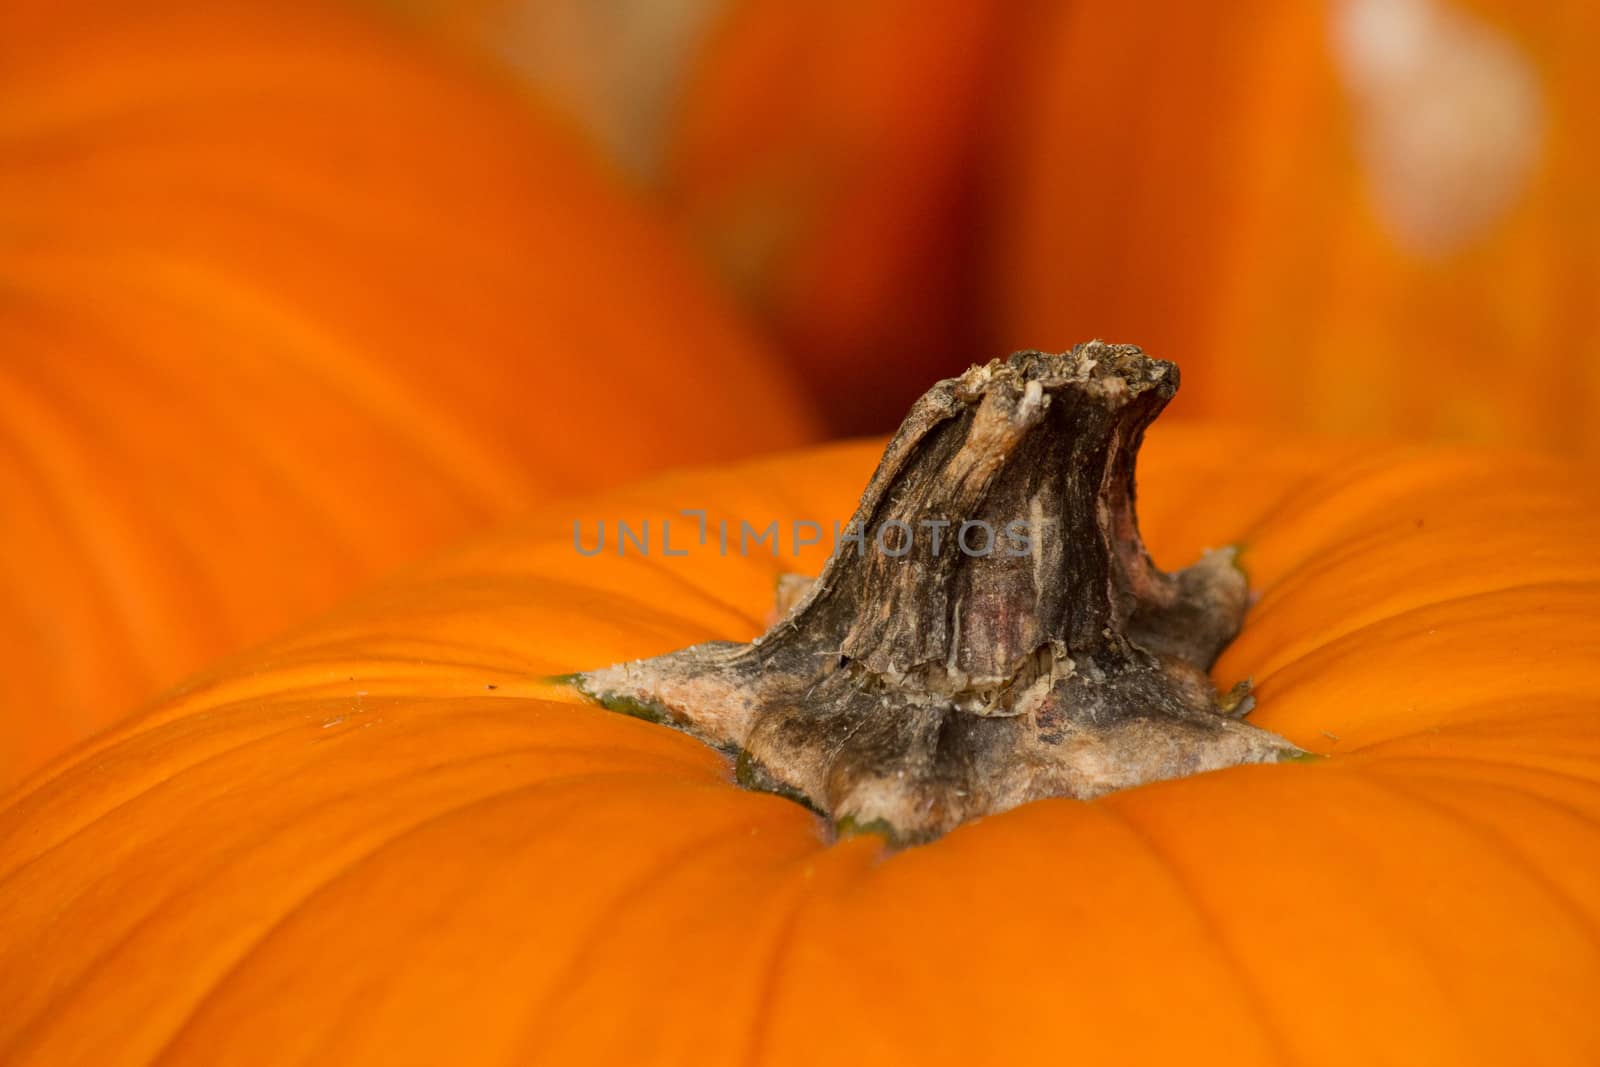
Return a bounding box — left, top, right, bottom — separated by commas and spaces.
663, 0, 1011, 433
385, 0, 1012, 433
994, 0, 1600, 447
0, 0, 819, 787
2, 423, 1596, 1065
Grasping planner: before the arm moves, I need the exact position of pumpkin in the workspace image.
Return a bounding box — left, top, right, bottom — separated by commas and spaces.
385, 0, 1010, 432
663, 0, 1009, 433
376, 0, 726, 177
3, 349, 1596, 1064
993, 0, 1599, 448
0, 0, 819, 786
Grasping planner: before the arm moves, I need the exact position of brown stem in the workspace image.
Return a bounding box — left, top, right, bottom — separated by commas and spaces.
577, 343, 1300, 843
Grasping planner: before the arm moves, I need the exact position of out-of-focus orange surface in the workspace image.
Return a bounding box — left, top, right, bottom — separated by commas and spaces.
388, 0, 1015, 433
664, 0, 1011, 433
995, 0, 1599, 449
399, 0, 1598, 447
0, 0, 819, 786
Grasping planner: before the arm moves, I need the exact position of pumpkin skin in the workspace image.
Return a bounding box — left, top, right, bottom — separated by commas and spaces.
377, 0, 727, 177
2, 423, 1597, 1065
386, 0, 1011, 433
663, 0, 1009, 433
0, 0, 819, 785
994, 0, 1600, 448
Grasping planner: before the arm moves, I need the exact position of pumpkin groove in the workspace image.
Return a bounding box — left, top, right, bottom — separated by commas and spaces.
1, 411, 1597, 1063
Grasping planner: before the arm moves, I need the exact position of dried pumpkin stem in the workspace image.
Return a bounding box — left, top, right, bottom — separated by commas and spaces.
578, 343, 1300, 843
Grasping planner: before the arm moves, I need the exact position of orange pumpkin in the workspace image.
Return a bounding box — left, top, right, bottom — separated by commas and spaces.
3, 362, 1595, 1063
386, 0, 1011, 433
994, 0, 1599, 447
664, 0, 1010, 433
0, 0, 819, 786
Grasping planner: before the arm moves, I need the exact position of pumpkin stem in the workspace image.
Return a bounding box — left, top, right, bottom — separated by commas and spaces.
577, 343, 1300, 843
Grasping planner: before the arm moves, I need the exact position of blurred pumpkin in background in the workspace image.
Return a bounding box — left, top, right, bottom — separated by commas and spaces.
0, 0, 819, 787
385, 0, 1013, 433
993, 0, 1599, 448
402, 0, 1598, 449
